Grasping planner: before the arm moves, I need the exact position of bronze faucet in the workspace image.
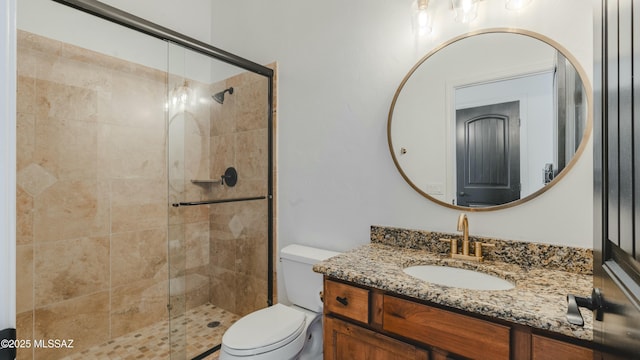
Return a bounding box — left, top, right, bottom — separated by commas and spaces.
439, 213, 495, 262
457, 213, 470, 256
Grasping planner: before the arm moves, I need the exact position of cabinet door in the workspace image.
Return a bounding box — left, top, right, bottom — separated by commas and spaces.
324, 316, 429, 360
532, 335, 593, 360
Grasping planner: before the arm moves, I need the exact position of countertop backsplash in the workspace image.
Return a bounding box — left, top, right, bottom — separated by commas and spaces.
370, 225, 593, 275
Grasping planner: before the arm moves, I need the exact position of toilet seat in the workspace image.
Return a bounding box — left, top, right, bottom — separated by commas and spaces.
222, 304, 306, 356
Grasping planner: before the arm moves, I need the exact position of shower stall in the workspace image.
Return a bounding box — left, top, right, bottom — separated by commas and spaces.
15, 1, 274, 359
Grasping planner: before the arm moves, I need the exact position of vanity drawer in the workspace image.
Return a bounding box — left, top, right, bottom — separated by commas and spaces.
324, 279, 370, 324
383, 295, 510, 360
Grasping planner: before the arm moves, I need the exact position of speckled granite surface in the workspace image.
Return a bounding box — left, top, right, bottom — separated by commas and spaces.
313, 242, 594, 341
371, 226, 593, 275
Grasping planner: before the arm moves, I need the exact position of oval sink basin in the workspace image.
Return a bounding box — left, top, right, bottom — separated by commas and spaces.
403, 265, 515, 291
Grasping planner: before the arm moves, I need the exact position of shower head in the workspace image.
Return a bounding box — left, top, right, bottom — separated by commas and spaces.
212, 87, 234, 104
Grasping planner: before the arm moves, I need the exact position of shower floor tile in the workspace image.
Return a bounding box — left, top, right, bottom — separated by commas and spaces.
61, 303, 239, 360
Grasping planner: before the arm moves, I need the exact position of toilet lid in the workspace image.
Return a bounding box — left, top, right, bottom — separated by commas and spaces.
222, 304, 306, 354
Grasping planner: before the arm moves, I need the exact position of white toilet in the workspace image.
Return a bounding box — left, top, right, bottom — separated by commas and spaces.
219, 244, 339, 360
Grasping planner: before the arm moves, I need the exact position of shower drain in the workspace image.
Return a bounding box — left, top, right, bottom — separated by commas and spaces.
207, 321, 221, 328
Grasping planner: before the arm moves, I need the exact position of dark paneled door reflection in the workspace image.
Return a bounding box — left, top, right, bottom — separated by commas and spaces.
456, 101, 520, 207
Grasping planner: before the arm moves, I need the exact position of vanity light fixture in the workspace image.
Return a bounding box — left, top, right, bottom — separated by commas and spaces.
416, 0, 433, 35
413, 0, 526, 36
505, 0, 532, 10
451, 0, 478, 23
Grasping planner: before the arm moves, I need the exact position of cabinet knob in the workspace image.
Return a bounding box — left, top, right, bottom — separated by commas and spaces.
336, 296, 349, 306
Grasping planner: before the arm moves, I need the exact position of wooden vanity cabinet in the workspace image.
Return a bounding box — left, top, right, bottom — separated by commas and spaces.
323, 277, 595, 360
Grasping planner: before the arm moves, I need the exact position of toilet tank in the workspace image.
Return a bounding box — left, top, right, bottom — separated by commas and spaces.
281, 244, 340, 313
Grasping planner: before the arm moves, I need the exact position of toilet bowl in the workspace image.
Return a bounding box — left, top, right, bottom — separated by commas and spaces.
219, 244, 339, 360
220, 304, 321, 360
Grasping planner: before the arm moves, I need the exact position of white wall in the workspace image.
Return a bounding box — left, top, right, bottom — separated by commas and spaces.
208, 0, 593, 264
1, 0, 17, 334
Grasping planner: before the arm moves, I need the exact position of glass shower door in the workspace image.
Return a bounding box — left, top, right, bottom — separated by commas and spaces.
167, 42, 272, 359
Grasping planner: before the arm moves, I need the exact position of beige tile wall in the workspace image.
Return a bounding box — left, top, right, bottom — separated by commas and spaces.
207, 72, 271, 317
16, 30, 275, 359
16, 30, 168, 360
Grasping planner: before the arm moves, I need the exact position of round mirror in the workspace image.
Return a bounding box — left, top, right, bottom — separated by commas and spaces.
388, 29, 592, 211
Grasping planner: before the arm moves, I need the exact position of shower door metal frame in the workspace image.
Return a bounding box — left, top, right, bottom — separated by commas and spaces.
51, 0, 274, 77
50, 0, 275, 355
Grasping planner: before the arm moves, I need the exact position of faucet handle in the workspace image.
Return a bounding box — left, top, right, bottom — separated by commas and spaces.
439, 238, 458, 255
474, 242, 495, 259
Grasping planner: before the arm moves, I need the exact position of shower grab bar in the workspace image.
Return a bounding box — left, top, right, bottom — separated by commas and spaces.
172, 196, 266, 207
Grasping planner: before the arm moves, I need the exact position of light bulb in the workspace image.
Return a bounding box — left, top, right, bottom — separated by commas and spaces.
418, 9, 432, 35
452, 0, 478, 23
415, 0, 432, 35
506, 0, 532, 10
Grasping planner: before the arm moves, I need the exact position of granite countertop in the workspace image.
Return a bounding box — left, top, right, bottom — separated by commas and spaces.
313, 242, 594, 341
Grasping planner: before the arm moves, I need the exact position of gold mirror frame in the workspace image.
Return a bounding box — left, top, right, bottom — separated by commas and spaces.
387, 28, 593, 212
